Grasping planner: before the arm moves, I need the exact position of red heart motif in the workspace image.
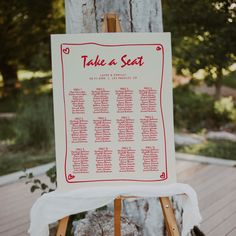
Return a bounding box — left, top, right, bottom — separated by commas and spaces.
63, 47, 70, 54
156, 46, 162, 51
160, 172, 165, 179
68, 174, 75, 180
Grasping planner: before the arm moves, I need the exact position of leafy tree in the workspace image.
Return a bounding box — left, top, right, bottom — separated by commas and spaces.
0, 0, 65, 96
163, 0, 236, 99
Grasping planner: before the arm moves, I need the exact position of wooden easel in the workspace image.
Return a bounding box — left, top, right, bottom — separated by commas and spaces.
56, 13, 180, 236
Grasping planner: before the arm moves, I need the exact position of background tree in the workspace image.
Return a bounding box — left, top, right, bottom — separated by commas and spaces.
163, 0, 236, 99
0, 0, 64, 96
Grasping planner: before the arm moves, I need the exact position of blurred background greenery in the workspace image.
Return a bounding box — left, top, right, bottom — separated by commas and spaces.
0, 0, 235, 176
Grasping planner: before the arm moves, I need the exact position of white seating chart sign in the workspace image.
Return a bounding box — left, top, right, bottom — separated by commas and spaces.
51, 33, 176, 191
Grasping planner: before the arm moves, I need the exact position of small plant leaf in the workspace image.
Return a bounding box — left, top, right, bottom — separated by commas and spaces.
33, 179, 41, 184
31, 185, 40, 192
41, 183, 48, 190
28, 173, 34, 179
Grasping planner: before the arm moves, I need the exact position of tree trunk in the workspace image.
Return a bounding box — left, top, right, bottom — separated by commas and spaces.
64, 1, 184, 235
65, 0, 163, 33
0, 62, 19, 97
214, 76, 223, 100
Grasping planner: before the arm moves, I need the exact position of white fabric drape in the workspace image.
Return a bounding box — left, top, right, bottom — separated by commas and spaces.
29, 183, 201, 236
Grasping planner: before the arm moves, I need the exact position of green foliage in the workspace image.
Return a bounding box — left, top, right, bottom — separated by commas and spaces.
173, 85, 236, 131
214, 96, 235, 116
46, 165, 57, 185
214, 96, 236, 125
15, 93, 54, 149
0, 96, 19, 112
0, 76, 55, 176
0, 118, 16, 141
0, 0, 65, 94
173, 86, 215, 131
176, 139, 236, 160
0, 0, 65, 71
163, 0, 236, 96
0, 149, 55, 176
20, 165, 56, 195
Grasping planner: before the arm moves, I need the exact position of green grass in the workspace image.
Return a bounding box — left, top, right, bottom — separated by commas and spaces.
0, 97, 19, 113
176, 140, 236, 160
0, 148, 55, 176
0, 75, 55, 176
0, 119, 16, 141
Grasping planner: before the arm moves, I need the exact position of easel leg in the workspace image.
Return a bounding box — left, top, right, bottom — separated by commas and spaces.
114, 197, 122, 236
160, 197, 180, 236
56, 216, 69, 236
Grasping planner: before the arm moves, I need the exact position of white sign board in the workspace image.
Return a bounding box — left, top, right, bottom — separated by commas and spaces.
51, 33, 176, 191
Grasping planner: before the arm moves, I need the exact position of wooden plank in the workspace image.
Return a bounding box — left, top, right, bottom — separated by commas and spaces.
198, 168, 236, 198
114, 198, 122, 236
0, 211, 29, 227
195, 166, 236, 194
177, 161, 205, 182
227, 226, 236, 236
201, 188, 236, 220
1, 193, 39, 212
0, 197, 37, 221
186, 165, 225, 187
0, 216, 29, 232
180, 164, 219, 188
0, 209, 34, 230
176, 160, 199, 173
208, 211, 236, 236
0, 222, 29, 236
201, 197, 236, 234
56, 216, 69, 236
0, 183, 34, 201
198, 171, 236, 210
0, 190, 37, 206
160, 197, 180, 236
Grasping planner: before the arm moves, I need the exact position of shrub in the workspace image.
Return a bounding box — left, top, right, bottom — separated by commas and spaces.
176, 140, 236, 160
173, 85, 236, 131
214, 96, 236, 125
15, 93, 54, 149
173, 85, 215, 132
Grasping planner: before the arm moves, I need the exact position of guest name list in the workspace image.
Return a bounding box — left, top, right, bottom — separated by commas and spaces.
51, 33, 176, 190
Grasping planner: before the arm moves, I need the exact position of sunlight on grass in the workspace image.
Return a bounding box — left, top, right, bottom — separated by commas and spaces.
18, 70, 51, 81
37, 82, 53, 94
0, 70, 52, 88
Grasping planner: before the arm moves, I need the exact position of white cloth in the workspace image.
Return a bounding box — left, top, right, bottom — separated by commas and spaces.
29, 183, 201, 236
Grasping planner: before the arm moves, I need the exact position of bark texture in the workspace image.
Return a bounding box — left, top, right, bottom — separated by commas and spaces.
65, 0, 163, 33
0, 62, 19, 97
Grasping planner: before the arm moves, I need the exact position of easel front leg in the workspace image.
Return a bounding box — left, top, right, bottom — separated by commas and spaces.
114, 197, 122, 236
56, 216, 69, 236
160, 197, 180, 236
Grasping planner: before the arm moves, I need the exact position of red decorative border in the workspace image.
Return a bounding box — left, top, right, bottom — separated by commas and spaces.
60, 42, 168, 183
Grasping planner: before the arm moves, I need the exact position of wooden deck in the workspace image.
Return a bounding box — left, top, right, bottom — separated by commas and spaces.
0, 160, 236, 236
